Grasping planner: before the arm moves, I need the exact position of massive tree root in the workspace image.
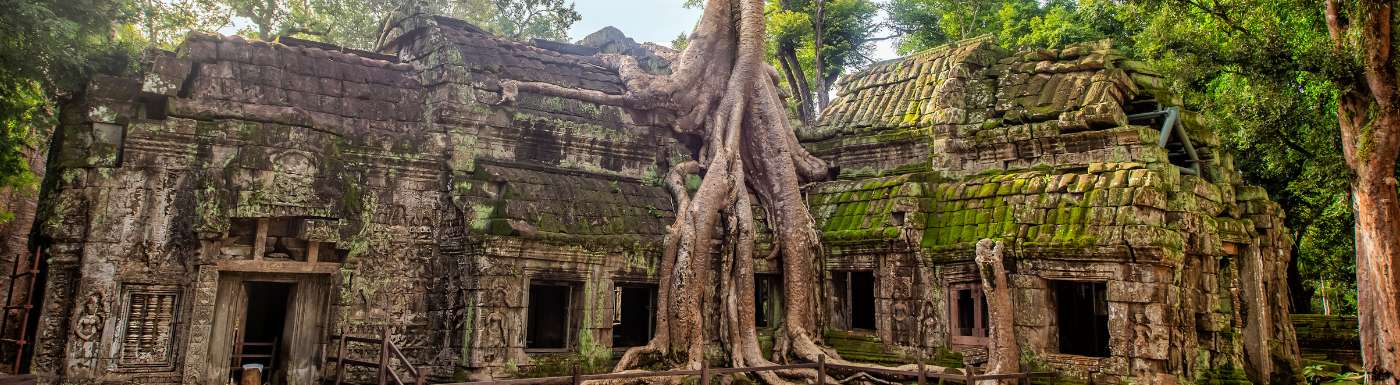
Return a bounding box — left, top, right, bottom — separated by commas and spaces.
498, 0, 957, 383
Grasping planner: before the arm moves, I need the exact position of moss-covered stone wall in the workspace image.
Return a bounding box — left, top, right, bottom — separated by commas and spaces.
800, 37, 1299, 385
28, 15, 1300, 385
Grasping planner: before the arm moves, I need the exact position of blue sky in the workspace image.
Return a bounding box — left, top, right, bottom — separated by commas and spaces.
565, 0, 899, 61
565, 1, 703, 45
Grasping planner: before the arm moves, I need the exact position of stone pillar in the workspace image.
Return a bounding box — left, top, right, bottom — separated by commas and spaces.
30, 246, 80, 384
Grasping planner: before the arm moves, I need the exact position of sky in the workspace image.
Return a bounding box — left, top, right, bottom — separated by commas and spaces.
564, 0, 900, 62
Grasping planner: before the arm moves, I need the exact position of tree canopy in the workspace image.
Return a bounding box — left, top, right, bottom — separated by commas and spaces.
1, 0, 142, 221
0, 0, 1386, 338
885, 0, 1368, 316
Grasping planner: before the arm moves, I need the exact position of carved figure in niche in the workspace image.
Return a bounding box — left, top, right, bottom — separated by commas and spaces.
268, 151, 317, 206
481, 311, 507, 363
918, 298, 939, 349
891, 302, 910, 344
71, 291, 105, 370
74, 292, 104, 341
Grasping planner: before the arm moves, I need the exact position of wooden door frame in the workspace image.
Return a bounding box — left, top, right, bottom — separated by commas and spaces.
184, 267, 335, 385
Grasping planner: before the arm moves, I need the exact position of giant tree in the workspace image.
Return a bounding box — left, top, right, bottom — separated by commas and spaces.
498, 0, 946, 380
1324, 0, 1400, 381
1132, 0, 1400, 380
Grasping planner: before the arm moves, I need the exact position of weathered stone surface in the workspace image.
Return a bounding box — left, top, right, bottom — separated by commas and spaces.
801, 36, 1299, 384
25, 16, 1298, 385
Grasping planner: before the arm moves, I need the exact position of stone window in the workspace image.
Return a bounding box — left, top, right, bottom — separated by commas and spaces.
831, 271, 876, 331
137, 95, 168, 120
1052, 281, 1110, 357
116, 284, 180, 370
526, 281, 581, 351
754, 274, 782, 329
611, 283, 656, 348
223, 217, 345, 262
947, 282, 988, 345
261, 217, 308, 261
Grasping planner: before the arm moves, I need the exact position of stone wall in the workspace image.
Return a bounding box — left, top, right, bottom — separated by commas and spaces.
30, 13, 685, 384
23, 15, 1300, 385
800, 37, 1299, 384
1291, 314, 1361, 368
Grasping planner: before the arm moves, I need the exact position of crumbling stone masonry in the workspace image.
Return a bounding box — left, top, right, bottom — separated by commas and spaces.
801, 36, 1299, 384
23, 13, 1298, 385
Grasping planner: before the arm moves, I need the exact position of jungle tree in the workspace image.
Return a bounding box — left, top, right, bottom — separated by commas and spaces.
498, 0, 953, 381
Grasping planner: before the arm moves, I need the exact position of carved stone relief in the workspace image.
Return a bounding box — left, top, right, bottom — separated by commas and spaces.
70, 290, 105, 371
116, 285, 180, 370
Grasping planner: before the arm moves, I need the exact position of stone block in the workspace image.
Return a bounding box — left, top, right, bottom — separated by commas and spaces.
1010, 274, 1047, 290
142, 56, 193, 96
1108, 280, 1156, 303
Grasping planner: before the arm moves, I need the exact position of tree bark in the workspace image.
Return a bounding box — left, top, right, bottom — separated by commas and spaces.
1286, 226, 1311, 314
811, 0, 829, 112
1326, 0, 1400, 382
500, 0, 958, 381
775, 44, 814, 124
975, 240, 1018, 384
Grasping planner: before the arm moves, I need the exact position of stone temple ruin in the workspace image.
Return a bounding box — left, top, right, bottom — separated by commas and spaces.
17, 11, 1300, 385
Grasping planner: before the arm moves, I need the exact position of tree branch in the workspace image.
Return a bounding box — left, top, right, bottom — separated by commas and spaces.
1169, 0, 1253, 37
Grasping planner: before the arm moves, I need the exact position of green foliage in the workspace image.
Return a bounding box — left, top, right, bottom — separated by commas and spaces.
1302, 364, 1363, 385
887, 0, 1366, 314
129, 0, 578, 51
885, 0, 1114, 53
1, 0, 141, 221
763, 0, 881, 117
129, 0, 233, 49
487, 0, 580, 41
671, 32, 689, 51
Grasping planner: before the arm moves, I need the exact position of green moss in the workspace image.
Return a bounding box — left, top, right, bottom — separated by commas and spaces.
822, 330, 906, 365
507, 352, 614, 378
1197, 364, 1252, 385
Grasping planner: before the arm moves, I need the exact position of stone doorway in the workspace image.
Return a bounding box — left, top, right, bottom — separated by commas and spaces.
832, 271, 876, 331
236, 282, 292, 384
205, 273, 332, 385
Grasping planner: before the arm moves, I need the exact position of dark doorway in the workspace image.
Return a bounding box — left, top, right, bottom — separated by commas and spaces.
1053, 281, 1110, 357
850, 272, 875, 330
832, 271, 876, 331
754, 274, 782, 329
527, 283, 575, 350
234, 282, 293, 385
210, 273, 330, 385
612, 284, 656, 348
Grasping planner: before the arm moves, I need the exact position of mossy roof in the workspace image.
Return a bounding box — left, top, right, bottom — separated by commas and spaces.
800, 35, 1003, 142
459, 163, 674, 245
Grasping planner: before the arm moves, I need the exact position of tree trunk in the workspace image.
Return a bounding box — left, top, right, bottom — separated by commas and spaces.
975, 240, 1018, 384
775, 44, 814, 124
1287, 226, 1311, 314
1351, 165, 1400, 383
811, 0, 828, 112
1326, 0, 1400, 382
500, 0, 958, 381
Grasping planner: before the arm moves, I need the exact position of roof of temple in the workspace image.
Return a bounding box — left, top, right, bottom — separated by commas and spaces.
456, 162, 676, 245
799, 36, 1284, 260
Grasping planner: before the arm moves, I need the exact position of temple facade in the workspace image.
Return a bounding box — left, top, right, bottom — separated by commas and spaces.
20, 12, 1298, 385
